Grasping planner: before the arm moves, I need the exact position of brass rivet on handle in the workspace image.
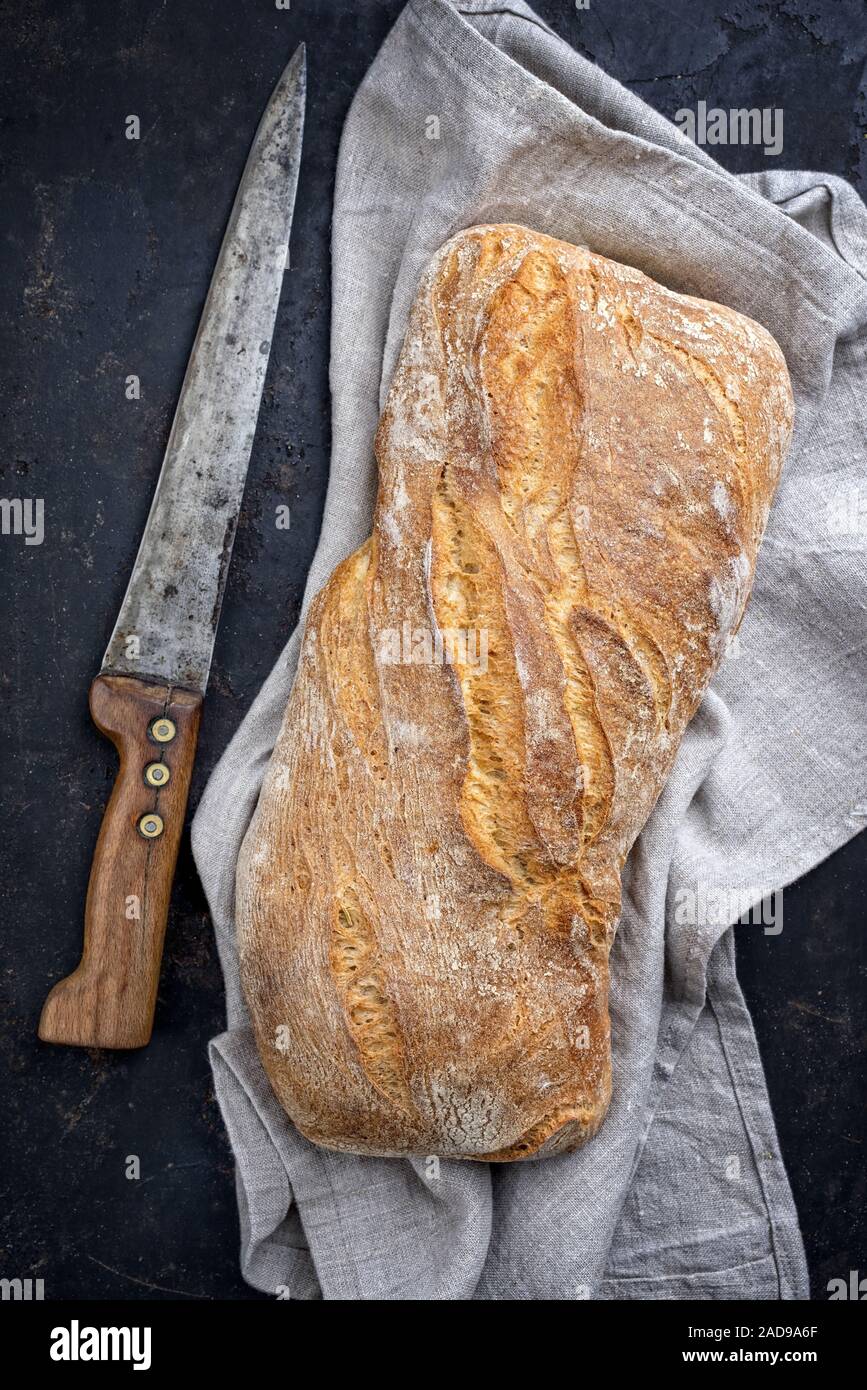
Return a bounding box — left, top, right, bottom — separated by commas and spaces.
144, 761, 171, 788
138, 812, 164, 839
149, 717, 176, 743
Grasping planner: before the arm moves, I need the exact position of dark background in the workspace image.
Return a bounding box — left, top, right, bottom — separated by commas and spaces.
1, 0, 865, 1301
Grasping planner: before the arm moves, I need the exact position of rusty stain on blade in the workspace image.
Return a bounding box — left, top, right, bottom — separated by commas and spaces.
102, 43, 306, 693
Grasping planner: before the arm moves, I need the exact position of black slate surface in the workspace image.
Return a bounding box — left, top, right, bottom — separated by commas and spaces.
1, 0, 864, 1301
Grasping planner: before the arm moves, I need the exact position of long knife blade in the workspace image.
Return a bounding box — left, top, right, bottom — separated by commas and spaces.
103, 41, 306, 692
38, 44, 306, 1051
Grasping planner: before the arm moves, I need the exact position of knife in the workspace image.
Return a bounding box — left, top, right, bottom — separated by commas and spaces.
38, 43, 306, 1050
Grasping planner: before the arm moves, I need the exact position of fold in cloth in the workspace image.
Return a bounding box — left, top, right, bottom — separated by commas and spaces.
192, 0, 867, 1299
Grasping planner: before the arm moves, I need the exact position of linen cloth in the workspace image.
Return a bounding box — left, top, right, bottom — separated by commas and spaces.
192, 0, 867, 1300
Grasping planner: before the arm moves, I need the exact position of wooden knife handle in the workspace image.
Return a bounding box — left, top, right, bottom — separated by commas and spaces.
38, 674, 202, 1049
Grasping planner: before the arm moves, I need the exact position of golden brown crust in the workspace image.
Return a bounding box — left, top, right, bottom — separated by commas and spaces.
236, 225, 793, 1160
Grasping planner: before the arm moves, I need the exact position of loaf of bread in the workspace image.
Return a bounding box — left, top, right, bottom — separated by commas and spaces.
237, 225, 793, 1161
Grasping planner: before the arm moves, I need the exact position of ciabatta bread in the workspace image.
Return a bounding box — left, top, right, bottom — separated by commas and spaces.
236, 225, 793, 1160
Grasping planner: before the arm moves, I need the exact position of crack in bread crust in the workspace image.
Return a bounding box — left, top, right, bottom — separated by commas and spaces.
236, 224, 793, 1161
330, 888, 415, 1115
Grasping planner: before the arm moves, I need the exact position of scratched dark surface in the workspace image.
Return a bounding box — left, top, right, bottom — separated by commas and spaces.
0, 0, 864, 1301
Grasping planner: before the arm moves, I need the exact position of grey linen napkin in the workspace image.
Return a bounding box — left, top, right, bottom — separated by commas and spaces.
191, 0, 867, 1300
